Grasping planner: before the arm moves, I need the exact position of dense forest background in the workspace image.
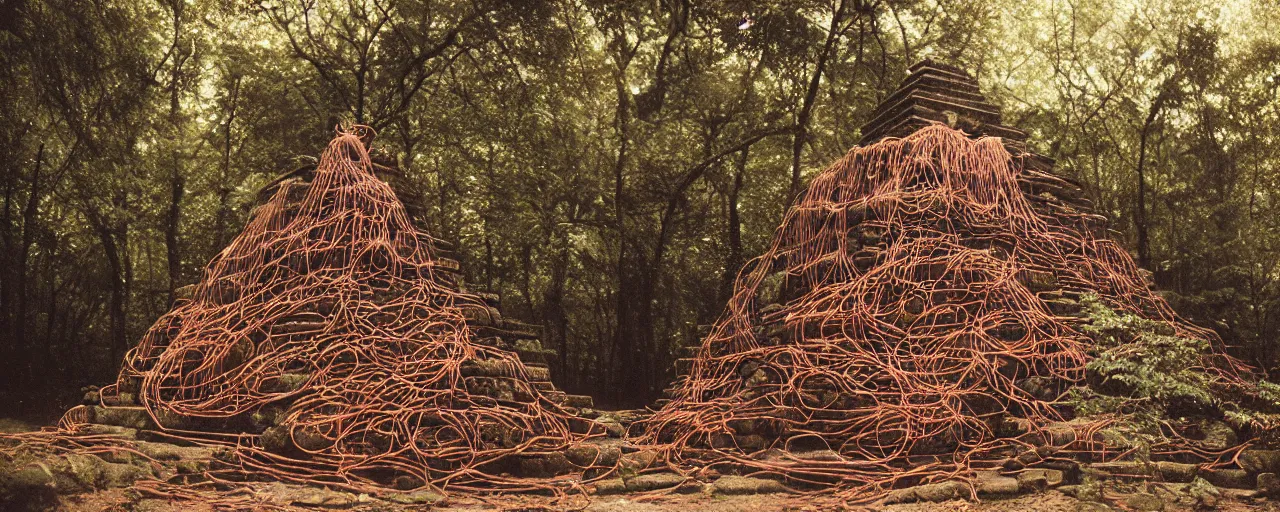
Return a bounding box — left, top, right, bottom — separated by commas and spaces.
2, 0, 1279, 415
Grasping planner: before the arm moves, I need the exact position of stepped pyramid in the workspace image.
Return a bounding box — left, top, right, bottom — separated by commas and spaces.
79, 128, 598, 490
642, 61, 1251, 492
244, 136, 593, 412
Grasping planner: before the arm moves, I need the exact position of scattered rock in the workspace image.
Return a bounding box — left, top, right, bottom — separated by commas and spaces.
131, 499, 173, 512
1241, 449, 1280, 474
519, 452, 572, 478
1187, 477, 1221, 508
884, 480, 969, 503
292, 489, 358, 508
77, 424, 137, 439
1073, 478, 1105, 502
710, 475, 787, 495
593, 478, 627, 495
1017, 468, 1065, 490
1089, 460, 1153, 479
566, 441, 622, 467
0, 463, 59, 511
974, 471, 1019, 495
384, 489, 445, 505
1259, 472, 1280, 497
260, 425, 291, 453
175, 459, 209, 474
625, 472, 685, 492
1197, 467, 1253, 489
1195, 420, 1238, 451
794, 449, 843, 462
1154, 461, 1196, 483
600, 420, 626, 438
619, 449, 659, 472
1123, 492, 1164, 511
134, 440, 214, 461
259, 482, 359, 508
914, 481, 968, 502
91, 406, 154, 430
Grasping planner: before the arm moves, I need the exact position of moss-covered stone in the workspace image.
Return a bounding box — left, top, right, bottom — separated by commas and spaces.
619, 449, 659, 472
518, 453, 572, 478
91, 406, 154, 430
1016, 468, 1065, 490
260, 425, 291, 453
974, 471, 1019, 495
1155, 461, 1196, 483
593, 478, 627, 495
624, 472, 685, 492
1197, 467, 1253, 489
0, 464, 58, 511
710, 475, 786, 495
566, 442, 621, 467
134, 440, 214, 461
1240, 449, 1280, 474
77, 424, 137, 439
384, 489, 445, 505
1259, 472, 1280, 497
1122, 492, 1164, 511
883, 481, 968, 504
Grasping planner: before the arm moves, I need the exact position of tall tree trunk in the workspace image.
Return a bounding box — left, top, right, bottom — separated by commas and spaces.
544, 227, 571, 384
1, 157, 14, 390
213, 76, 241, 252
90, 211, 129, 367
609, 70, 634, 404
166, 170, 184, 302
15, 143, 44, 386
1135, 90, 1169, 269
788, 0, 847, 202
165, 0, 186, 302
721, 147, 748, 303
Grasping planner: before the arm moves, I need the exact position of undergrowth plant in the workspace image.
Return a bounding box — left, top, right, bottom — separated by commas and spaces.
1072, 294, 1280, 448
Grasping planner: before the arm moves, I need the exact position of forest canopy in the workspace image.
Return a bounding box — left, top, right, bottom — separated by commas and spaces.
1, 0, 1279, 414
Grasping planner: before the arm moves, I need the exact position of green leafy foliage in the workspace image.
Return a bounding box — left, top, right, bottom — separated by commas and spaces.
1079, 295, 1216, 410
1073, 295, 1280, 446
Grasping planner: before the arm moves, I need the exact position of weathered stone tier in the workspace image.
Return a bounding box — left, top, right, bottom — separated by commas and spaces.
859, 59, 1027, 145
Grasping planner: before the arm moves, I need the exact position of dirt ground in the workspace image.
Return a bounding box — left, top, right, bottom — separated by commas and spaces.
40, 486, 1280, 512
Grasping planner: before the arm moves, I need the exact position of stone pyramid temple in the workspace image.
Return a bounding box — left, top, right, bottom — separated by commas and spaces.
641, 60, 1258, 496
78, 128, 603, 490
